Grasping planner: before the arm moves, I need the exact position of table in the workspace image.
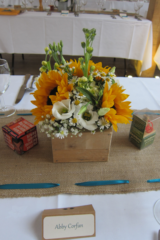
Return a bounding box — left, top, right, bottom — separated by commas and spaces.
4, 0, 149, 18
1, 75, 160, 240
0, 12, 152, 72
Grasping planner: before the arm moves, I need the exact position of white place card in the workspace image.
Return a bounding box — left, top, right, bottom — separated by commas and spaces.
42, 205, 96, 240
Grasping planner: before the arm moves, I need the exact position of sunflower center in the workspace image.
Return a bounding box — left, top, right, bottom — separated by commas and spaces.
83, 112, 92, 121
47, 87, 58, 105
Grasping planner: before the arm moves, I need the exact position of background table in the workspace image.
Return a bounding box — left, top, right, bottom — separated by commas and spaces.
0, 12, 152, 72
4, 0, 149, 18
1, 75, 160, 240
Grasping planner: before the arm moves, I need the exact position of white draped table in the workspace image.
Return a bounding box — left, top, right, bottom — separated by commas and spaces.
4, 0, 149, 18
0, 12, 152, 72
1, 76, 160, 240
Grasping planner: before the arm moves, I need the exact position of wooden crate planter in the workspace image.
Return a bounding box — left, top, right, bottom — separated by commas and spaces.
51, 127, 113, 163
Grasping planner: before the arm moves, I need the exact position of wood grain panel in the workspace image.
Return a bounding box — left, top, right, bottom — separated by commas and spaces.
52, 128, 113, 163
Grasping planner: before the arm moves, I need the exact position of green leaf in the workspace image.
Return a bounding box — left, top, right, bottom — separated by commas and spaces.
78, 102, 91, 115
98, 108, 110, 116
112, 79, 115, 84
110, 66, 116, 73
76, 87, 95, 104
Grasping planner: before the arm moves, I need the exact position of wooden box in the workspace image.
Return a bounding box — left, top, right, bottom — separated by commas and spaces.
42, 205, 96, 240
52, 128, 113, 163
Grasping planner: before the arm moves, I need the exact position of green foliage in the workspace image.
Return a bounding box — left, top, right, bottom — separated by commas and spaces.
78, 102, 91, 115
76, 87, 96, 104
98, 108, 110, 116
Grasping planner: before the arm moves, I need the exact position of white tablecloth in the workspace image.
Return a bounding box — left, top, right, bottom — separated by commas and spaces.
1, 75, 160, 240
0, 12, 152, 72
4, 0, 149, 18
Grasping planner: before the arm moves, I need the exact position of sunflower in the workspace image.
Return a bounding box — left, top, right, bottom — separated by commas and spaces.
31, 70, 73, 124
89, 60, 110, 75
102, 82, 133, 131
69, 60, 83, 77
68, 60, 110, 79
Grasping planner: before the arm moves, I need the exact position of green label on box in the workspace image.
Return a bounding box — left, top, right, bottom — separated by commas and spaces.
141, 132, 156, 149
129, 115, 156, 149
132, 115, 146, 138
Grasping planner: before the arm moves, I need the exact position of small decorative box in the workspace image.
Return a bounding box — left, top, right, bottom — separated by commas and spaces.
129, 109, 160, 149
2, 117, 38, 155
42, 205, 96, 240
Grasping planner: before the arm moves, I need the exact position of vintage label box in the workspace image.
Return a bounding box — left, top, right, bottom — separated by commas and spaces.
2, 117, 38, 155
42, 205, 96, 240
129, 114, 156, 149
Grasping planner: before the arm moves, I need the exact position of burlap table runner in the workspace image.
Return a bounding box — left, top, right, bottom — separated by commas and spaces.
0, 111, 160, 198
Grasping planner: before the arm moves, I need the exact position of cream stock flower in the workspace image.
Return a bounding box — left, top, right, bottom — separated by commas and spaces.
52, 99, 75, 120
74, 104, 98, 131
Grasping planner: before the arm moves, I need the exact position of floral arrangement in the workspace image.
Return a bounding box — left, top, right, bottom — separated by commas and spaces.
31, 28, 133, 139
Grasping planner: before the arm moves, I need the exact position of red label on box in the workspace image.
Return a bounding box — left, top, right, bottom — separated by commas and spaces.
2, 117, 38, 155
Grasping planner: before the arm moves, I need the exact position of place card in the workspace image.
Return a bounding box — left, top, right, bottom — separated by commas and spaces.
119, 13, 127, 17
2, 117, 38, 155
42, 205, 96, 240
61, 10, 69, 16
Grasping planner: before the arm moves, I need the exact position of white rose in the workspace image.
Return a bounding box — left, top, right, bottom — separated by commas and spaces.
52, 99, 75, 120
74, 104, 98, 131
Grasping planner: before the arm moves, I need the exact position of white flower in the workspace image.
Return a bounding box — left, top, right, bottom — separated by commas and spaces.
69, 118, 78, 126
60, 61, 72, 68
79, 133, 82, 137
68, 76, 77, 85
50, 119, 55, 124
60, 119, 68, 124
77, 124, 83, 129
73, 99, 82, 106
91, 131, 96, 134
48, 126, 54, 131
55, 127, 68, 139
74, 104, 98, 131
70, 128, 79, 135
53, 122, 59, 127
38, 121, 43, 126
52, 99, 75, 120
63, 123, 67, 128
98, 117, 111, 130
44, 124, 48, 129
91, 71, 101, 78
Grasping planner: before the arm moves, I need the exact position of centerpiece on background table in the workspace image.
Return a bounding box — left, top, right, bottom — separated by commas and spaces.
31, 28, 133, 163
